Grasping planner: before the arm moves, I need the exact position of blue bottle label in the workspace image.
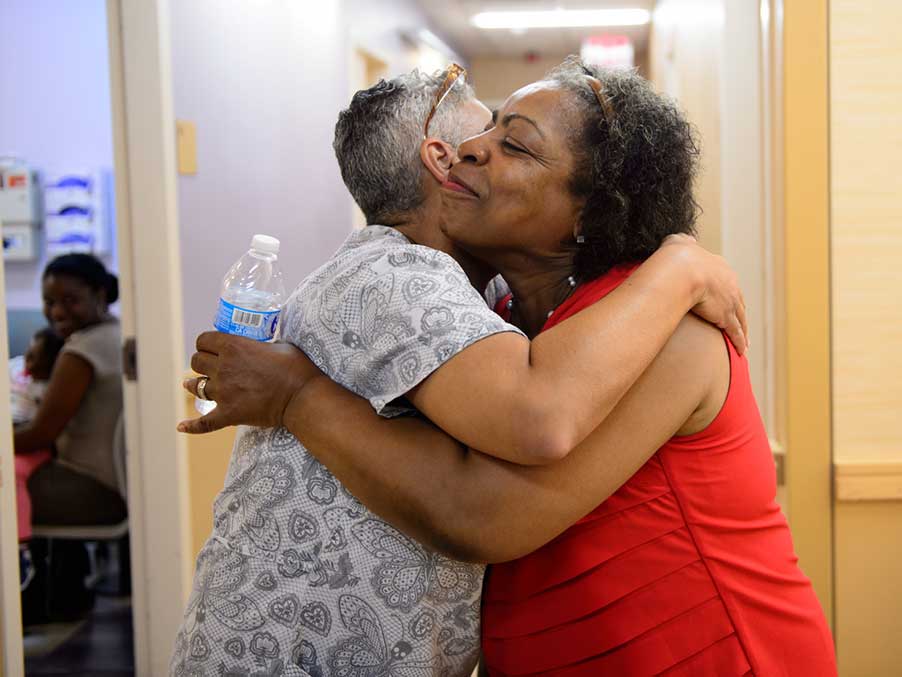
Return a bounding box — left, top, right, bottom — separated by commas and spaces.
214, 298, 280, 341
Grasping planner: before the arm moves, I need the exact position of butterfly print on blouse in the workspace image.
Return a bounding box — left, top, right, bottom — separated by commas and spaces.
327, 594, 439, 677
216, 456, 296, 556
183, 548, 264, 633
351, 519, 480, 613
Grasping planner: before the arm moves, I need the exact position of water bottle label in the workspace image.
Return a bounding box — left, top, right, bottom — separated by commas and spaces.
214, 298, 280, 341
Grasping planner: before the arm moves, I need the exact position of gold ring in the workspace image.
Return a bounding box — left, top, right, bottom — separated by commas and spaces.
197, 376, 210, 401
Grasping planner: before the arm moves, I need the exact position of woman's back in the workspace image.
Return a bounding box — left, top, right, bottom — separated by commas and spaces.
55, 317, 123, 491
482, 268, 835, 676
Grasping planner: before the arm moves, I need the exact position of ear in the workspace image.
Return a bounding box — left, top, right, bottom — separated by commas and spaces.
419, 138, 456, 184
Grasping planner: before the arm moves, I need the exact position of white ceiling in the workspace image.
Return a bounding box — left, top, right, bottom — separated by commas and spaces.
414, 0, 655, 59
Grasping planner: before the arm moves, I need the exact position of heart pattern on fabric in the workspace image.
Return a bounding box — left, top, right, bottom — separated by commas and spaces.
299, 601, 332, 637
254, 571, 278, 591
269, 593, 300, 628
403, 275, 438, 303
288, 509, 320, 544
189, 632, 211, 660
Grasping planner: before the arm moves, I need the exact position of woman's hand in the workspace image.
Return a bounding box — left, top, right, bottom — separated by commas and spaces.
661, 233, 749, 354
178, 332, 324, 434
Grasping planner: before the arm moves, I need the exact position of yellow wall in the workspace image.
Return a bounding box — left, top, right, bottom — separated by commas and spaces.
782, 0, 834, 621
829, 0, 902, 467
469, 51, 650, 113
182, 387, 236, 562
834, 501, 902, 675
469, 53, 573, 110
829, 0, 902, 673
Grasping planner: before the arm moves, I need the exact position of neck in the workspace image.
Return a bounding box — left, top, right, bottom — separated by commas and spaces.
391, 211, 496, 292
500, 254, 576, 338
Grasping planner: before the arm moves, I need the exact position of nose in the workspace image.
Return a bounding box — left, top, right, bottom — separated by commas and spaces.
457, 134, 490, 166
47, 302, 67, 323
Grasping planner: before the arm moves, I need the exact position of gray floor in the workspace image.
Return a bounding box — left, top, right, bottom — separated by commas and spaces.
24, 595, 134, 676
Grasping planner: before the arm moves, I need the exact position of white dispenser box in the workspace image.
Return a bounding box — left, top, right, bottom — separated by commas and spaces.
44, 170, 111, 255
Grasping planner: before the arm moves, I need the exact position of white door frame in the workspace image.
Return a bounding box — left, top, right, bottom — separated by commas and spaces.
0, 258, 24, 676
107, 0, 192, 673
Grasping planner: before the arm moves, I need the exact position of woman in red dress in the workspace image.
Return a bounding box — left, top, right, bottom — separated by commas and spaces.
184, 58, 836, 675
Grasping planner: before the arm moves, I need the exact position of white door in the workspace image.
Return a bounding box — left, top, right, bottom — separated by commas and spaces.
107, 0, 192, 673
0, 1, 191, 674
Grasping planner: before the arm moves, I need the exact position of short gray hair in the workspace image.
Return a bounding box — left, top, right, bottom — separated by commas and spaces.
333, 68, 476, 225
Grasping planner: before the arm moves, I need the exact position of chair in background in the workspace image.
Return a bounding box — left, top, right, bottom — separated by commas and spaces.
31, 413, 130, 597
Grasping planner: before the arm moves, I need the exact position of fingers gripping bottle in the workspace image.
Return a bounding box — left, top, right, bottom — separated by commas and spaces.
195, 234, 286, 414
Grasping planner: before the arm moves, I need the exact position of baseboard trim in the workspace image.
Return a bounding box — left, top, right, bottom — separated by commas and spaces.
835, 461, 902, 502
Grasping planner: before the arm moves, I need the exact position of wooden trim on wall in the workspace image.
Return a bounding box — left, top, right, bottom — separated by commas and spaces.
835, 462, 902, 502
782, 0, 834, 623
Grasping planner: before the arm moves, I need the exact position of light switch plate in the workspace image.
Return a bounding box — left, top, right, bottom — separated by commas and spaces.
176, 120, 197, 175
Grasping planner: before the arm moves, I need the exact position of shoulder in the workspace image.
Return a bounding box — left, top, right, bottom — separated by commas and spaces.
62, 319, 122, 373
66, 318, 120, 345
660, 314, 728, 382
665, 315, 730, 434
305, 227, 483, 307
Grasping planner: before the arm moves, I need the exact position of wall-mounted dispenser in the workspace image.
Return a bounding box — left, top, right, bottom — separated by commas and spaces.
44, 170, 111, 256
0, 156, 42, 261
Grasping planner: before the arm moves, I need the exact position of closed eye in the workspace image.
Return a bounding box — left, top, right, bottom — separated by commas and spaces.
502, 140, 528, 154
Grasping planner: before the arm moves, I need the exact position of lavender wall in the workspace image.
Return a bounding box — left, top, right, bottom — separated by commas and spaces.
0, 0, 116, 309
169, 0, 465, 359
169, 1, 352, 359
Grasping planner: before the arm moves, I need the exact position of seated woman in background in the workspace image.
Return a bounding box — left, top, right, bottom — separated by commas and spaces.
14, 253, 125, 612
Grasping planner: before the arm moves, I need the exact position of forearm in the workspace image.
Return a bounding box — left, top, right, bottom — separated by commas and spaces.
287, 354, 693, 565
14, 423, 57, 453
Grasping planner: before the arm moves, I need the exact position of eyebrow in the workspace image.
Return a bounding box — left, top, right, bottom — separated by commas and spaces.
501, 113, 545, 139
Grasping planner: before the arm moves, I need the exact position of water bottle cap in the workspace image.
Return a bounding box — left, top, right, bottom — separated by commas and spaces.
251, 234, 280, 255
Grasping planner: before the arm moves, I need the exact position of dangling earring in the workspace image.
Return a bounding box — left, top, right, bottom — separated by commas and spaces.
576, 234, 585, 244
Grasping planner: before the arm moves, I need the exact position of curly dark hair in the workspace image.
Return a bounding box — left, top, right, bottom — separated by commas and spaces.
545, 57, 701, 281
43, 253, 119, 304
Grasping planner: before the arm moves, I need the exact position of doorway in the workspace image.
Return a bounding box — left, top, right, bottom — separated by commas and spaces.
0, 1, 191, 675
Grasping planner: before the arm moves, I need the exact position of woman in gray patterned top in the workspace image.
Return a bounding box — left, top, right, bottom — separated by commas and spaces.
174, 64, 746, 677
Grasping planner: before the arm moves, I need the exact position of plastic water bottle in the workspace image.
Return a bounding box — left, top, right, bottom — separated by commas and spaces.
195, 234, 286, 414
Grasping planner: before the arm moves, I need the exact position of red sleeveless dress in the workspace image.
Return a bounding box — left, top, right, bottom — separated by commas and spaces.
484, 265, 836, 676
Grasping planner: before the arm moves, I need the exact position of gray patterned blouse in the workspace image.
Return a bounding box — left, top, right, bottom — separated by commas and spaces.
171, 226, 523, 677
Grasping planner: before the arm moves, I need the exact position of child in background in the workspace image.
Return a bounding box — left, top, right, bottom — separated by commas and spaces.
11, 327, 64, 589
10, 327, 64, 425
